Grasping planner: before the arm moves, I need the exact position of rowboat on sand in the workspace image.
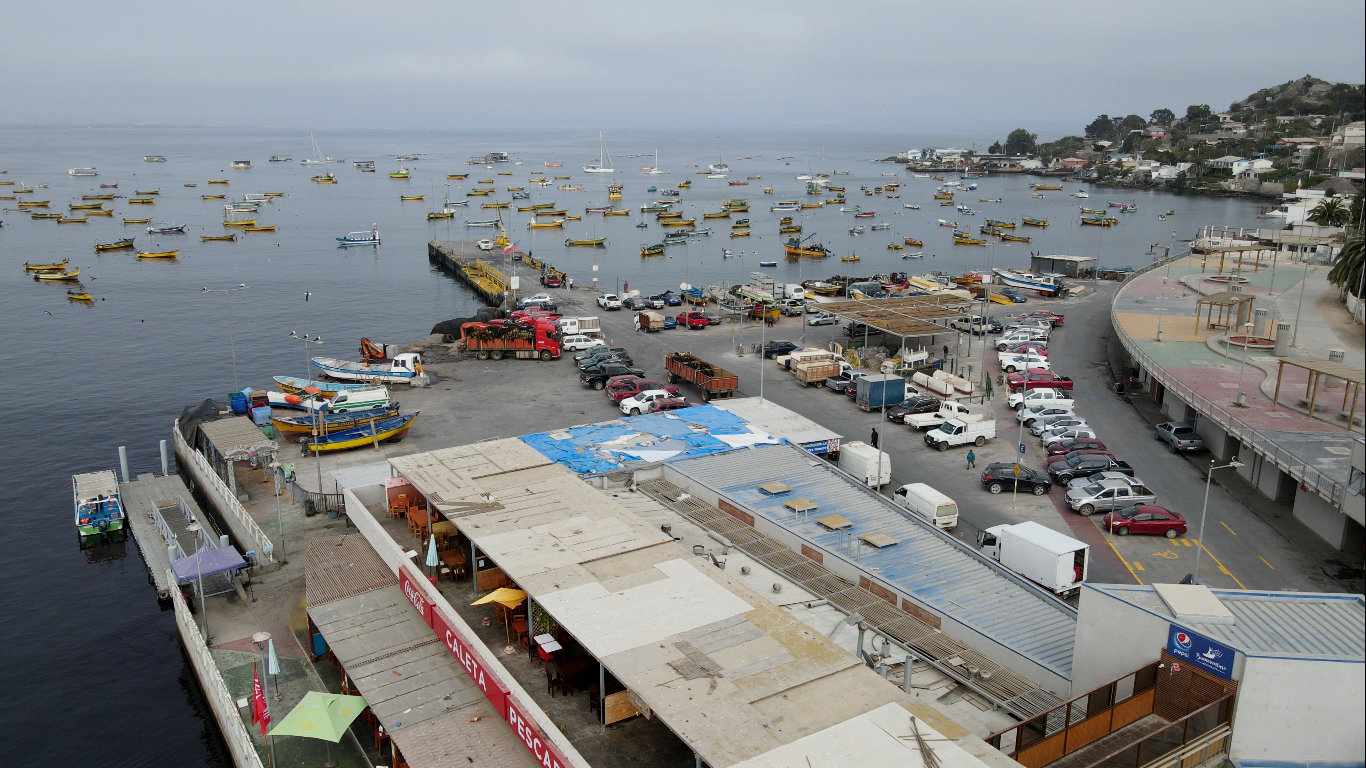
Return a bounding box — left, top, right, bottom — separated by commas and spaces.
271, 404, 401, 436
302, 412, 418, 453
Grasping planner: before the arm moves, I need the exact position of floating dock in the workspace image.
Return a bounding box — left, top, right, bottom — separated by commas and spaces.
120, 472, 220, 600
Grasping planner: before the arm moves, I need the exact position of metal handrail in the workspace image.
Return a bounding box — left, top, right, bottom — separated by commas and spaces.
1110, 257, 1344, 505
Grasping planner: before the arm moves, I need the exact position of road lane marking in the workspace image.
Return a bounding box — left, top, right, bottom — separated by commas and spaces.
1220, 521, 1237, 536
1106, 538, 1144, 583
1200, 545, 1247, 589
1132, 561, 1145, 572
1259, 556, 1276, 570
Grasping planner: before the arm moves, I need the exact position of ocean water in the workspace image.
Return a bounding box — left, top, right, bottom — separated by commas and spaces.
0, 126, 1267, 765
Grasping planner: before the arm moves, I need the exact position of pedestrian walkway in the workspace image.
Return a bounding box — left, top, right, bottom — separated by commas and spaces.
1111, 250, 1363, 544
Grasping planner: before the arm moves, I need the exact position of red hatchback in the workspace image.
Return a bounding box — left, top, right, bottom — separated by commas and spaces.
1101, 505, 1187, 538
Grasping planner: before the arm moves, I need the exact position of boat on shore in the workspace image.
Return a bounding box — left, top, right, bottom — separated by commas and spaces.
271, 404, 401, 436
311, 351, 425, 384
302, 412, 418, 453
992, 268, 1068, 296
73, 470, 125, 539
273, 375, 370, 398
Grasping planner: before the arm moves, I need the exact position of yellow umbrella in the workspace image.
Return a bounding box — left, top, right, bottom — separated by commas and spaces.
471, 587, 527, 644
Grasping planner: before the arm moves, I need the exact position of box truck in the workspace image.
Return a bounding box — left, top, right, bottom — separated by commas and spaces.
976, 521, 1088, 597
836, 440, 891, 488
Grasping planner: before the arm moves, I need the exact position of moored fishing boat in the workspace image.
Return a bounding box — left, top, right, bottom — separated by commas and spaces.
730, 229, 751, 238
34, 268, 81, 281
202, 234, 237, 242
222, 218, 256, 227
311, 351, 426, 384
337, 228, 381, 246
302, 412, 419, 453
57, 217, 89, 224
137, 250, 180, 259
1000, 233, 1031, 243
25, 259, 69, 272
124, 218, 152, 225
73, 470, 125, 539
81, 194, 115, 201
904, 237, 924, 247
565, 237, 607, 247
426, 211, 454, 220
952, 235, 987, 246
67, 290, 94, 302
94, 238, 135, 252
1032, 183, 1062, 191
146, 224, 186, 234
399, 194, 424, 201
783, 238, 832, 258
271, 404, 401, 436
1021, 217, 1048, 227
244, 225, 276, 232
528, 219, 564, 229
841, 254, 862, 262
640, 243, 665, 256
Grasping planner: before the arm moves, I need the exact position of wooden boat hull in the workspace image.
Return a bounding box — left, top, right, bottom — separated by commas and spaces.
137, 251, 180, 259
67, 291, 94, 302
564, 238, 607, 247
272, 376, 370, 398
311, 356, 423, 384
25, 260, 70, 271
244, 226, 276, 232
303, 412, 418, 453
202, 235, 236, 242
94, 239, 135, 252
34, 269, 81, 281
124, 218, 152, 225
271, 404, 400, 435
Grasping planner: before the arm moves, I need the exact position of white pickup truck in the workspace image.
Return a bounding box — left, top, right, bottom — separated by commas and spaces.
904, 400, 978, 430
924, 418, 995, 450
998, 351, 1051, 373
1008, 387, 1073, 411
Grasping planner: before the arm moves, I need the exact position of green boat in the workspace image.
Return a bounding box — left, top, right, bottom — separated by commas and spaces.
73, 470, 126, 539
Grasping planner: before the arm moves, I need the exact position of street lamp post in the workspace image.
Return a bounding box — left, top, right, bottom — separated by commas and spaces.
1194, 457, 1243, 584
202, 284, 248, 394
1233, 321, 1255, 406
1156, 276, 1169, 342
186, 522, 208, 641
289, 332, 326, 499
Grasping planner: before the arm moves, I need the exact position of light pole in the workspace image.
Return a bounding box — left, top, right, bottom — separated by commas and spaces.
203, 284, 248, 394
269, 461, 285, 560
1156, 276, 1169, 342
1233, 321, 1255, 406
289, 332, 326, 498
1194, 457, 1242, 584
186, 522, 208, 641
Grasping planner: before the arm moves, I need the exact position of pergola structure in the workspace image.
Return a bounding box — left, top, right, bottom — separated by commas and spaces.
1272, 357, 1366, 430
817, 294, 975, 338
1200, 244, 1276, 274
1195, 291, 1255, 332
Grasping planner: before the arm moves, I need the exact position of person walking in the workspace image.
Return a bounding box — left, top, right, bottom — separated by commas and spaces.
966, 449, 976, 469
870, 428, 879, 449
634, 316, 641, 335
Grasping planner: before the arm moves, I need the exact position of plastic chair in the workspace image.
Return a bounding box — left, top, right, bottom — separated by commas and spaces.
389, 493, 408, 520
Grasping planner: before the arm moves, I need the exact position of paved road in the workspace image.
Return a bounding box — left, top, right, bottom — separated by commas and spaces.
410, 281, 1350, 595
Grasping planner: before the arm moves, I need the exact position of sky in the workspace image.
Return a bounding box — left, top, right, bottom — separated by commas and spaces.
5, 0, 1363, 141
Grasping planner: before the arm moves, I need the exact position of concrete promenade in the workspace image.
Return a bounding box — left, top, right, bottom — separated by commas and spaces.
1112, 249, 1364, 550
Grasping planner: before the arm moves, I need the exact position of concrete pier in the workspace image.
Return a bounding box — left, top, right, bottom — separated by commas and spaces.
121, 472, 218, 599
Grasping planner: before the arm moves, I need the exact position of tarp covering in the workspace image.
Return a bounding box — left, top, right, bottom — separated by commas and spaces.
519, 405, 781, 474
170, 546, 247, 584
178, 398, 227, 443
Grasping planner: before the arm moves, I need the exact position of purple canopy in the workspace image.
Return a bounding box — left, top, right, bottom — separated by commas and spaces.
171, 546, 247, 584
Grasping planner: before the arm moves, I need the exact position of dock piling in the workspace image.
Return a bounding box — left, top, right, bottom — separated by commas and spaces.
159, 439, 169, 476
118, 445, 129, 482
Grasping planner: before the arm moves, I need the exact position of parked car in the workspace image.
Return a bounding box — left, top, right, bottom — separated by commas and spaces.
661, 315, 677, 330
561, 334, 605, 352
608, 379, 680, 404
760, 340, 800, 359
1017, 403, 1077, 427
650, 396, 693, 412
477, 239, 494, 251
579, 362, 644, 389
1101, 505, 1187, 538
824, 370, 866, 393
573, 345, 627, 363
1029, 415, 1089, 437
1154, 422, 1205, 453
700, 311, 724, 325
620, 389, 680, 415
777, 298, 806, 316
676, 310, 710, 329
645, 294, 667, 309
1007, 369, 1074, 391
597, 293, 623, 310
1065, 477, 1158, 516
1048, 454, 1135, 484
886, 395, 941, 423
807, 311, 839, 326
999, 351, 1051, 373
1046, 437, 1107, 456
980, 462, 1052, 495
1067, 470, 1145, 491
1000, 287, 1029, 303
1020, 309, 1065, 326
518, 293, 554, 307
998, 342, 1048, 358
658, 291, 683, 307
1043, 427, 1098, 444
623, 296, 650, 311
575, 349, 632, 368
996, 329, 1050, 350
1045, 448, 1115, 468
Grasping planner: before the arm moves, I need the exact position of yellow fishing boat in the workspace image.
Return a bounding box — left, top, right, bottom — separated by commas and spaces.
1000, 233, 1031, 243
779, 225, 802, 234
426, 211, 454, 220
1032, 183, 1062, 191
482, 201, 511, 209
123, 218, 152, 225
655, 211, 683, 219
136, 250, 179, 259
603, 209, 629, 216
730, 229, 751, 238
24, 259, 69, 272
466, 189, 491, 196
447, 174, 469, 180
887, 243, 903, 250
134, 189, 160, 195
264, 192, 285, 197
506, 186, 524, 192
801, 203, 823, 209
222, 219, 256, 227
1021, 217, 1049, 227
640, 244, 665, 256
32, 212, 64, 219
399, 195, 425, 201
477, 179, 494, 184
564, 237, 607, 247
563, 215, 582, 221
841, 254, 861, 262
497, 171, 513, 176
58, 217, 89, 224
202, 194, 226, 200
207, 179, 230, 185
528, 219, 564, 229
202, 234, 237, 242
904, 237, 924, 247
86, 209, 113, 217
702, 211, 730, 219
94, 238, 136, 252
128, 198, 155, 204
660, 218, 696, 228
311, 174, 338, 184
34, 268, 81, 281
515, 205, 537, 212
953, 236, 987, 245
18, 200, 50, 208
677, 180, 691, 188
81, 194, 115, 201
243, 225, 276, 232
67, 290, 94, 302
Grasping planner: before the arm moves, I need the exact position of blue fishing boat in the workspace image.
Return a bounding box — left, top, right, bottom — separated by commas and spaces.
337, 228, 380, 246
681, 287, 707, 304
270, 404, 400, 436
73, 470, 125, 539
302, 412, 419, 453
684, 227, 713, 236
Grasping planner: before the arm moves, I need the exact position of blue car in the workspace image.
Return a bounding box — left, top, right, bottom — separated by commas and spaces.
662, 315, 678, 329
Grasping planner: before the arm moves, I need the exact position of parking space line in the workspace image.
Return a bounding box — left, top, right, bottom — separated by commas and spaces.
1106, 538, 1144, 583
1220, 521, 1237, 536
1259, 556, 1276, 570
1132, 561, 1145, 573
1200, 545, 1247, 589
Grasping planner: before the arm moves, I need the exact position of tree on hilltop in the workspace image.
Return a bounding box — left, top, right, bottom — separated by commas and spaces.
1185, 104, 1213, 123
1085, 115, 1116, 141
1005, 129, 1038, 156
1150, 108, 1176, 127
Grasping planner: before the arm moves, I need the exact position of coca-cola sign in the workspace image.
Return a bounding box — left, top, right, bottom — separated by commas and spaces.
397, 565, 430, 626
430, 609, 507, 715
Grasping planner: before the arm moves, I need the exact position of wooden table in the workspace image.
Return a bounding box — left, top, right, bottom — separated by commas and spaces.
438, 548, 467, 579
431, 520, 457, 546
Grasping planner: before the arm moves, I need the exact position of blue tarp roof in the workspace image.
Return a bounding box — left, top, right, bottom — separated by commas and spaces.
520, 405, 771, 474
171, 546, 247, 584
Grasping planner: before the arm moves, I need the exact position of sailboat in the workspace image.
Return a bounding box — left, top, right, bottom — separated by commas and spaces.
584, 132, 615, 174
300, 132, 325, 165
643, 149, 665, 175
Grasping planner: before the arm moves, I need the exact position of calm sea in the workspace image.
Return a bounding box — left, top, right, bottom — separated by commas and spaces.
0, 126, 1267, 765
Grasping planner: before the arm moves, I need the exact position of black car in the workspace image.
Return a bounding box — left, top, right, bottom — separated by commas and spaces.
623, 296, 650, 311
1000, 287, 1029, 303
980, 462, 1052, 495
575, 349, 632, 368
580, 362, 645, 389
760, 341, 800, 359
885, 395, 940, 423
573, 346, 627, 363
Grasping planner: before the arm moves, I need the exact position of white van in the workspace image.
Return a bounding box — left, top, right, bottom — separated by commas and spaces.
892, 483, 959, 530
836, 441, 891, 488
325, 386, 391, 413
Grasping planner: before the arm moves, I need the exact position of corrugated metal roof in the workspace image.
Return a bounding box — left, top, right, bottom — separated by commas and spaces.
667, 443, 1078, 680
1090, 584, 1365, 659
199, 416, 278, 460
305, 535, 397, 607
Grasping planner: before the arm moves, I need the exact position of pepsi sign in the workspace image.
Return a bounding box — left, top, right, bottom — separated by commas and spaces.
1167, 624, 1235, 680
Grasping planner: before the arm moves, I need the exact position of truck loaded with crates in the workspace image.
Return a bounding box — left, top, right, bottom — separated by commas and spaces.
664, 352, 739, 401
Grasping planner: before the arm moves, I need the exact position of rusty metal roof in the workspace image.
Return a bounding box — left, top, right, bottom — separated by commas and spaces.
304, 534, 396, 607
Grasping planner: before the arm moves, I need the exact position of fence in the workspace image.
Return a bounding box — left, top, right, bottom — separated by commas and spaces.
167, 568, 266, 768
173, 419, 278, 564
1110, 258, 1344, 505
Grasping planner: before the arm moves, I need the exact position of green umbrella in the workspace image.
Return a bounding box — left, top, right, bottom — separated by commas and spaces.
269, 691, 367, 742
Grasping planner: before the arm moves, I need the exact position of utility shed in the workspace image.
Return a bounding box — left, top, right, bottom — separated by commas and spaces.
1029, 254, 1097, 278
661, 442, 1078, 695
1073, 583, 1365, 766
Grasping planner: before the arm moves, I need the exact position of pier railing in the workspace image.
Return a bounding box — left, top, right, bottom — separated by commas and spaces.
1110, 259, 1343, 505
167, 569, 265, 768
173, 420, 278, 564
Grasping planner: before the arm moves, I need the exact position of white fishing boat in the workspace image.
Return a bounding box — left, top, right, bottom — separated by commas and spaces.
584, 132, 615, 174
336, 228, 381, 246
992, 268, 1069, 295
311, 352, 427, 385
642, 149, 665, 175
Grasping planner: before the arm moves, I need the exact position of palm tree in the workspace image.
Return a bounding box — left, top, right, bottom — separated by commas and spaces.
1308, 197, 1350, 227
1328, 232, 1364, 300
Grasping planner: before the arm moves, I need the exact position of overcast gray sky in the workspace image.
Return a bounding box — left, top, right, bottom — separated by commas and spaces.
6, 0, 1362, 139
